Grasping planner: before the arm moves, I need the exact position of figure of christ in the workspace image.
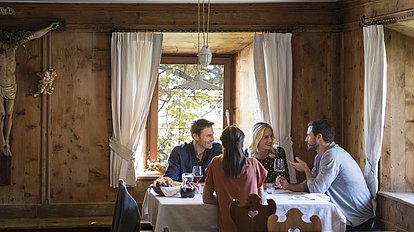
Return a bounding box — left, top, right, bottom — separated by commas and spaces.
0, 22, 59, 156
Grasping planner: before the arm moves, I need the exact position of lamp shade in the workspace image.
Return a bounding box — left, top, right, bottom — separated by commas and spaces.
198, 45, 212, 66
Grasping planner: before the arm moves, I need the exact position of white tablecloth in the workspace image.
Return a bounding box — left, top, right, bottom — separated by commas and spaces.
141, 189, 346, 232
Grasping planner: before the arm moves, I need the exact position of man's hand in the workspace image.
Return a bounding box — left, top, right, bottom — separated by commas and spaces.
276, 176, 289, 189
288, 157, 310, 173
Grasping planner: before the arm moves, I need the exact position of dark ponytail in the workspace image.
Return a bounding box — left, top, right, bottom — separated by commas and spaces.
220, 126, 246, 178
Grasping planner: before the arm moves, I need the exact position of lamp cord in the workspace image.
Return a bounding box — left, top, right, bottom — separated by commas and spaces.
207, 0, 210, 47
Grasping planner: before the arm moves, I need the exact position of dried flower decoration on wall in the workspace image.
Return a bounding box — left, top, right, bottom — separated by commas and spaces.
0, 7, 15, 16
34, 69, 57, 97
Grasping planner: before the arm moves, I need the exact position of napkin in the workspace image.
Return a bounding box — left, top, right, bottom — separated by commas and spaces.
161, 186, 181, 197
291, 193, 330, 201
273, 189, 292, 194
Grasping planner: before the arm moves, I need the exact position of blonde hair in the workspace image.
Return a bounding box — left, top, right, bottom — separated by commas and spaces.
248, 122, 275, 158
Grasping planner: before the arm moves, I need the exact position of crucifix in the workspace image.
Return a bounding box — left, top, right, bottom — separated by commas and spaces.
0, 22, 59, 185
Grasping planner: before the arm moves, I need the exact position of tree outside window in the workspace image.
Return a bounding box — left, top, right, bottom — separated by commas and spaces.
157, 63, 224, 162
145, 55, 234, 173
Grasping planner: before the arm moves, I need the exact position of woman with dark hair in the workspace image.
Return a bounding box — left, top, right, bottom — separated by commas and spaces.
203, 126, 267, 232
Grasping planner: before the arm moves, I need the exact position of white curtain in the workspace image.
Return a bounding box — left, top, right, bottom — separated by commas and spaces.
253, 33, 297, 183
110, 32, 163, 187
363, 25, 387, 198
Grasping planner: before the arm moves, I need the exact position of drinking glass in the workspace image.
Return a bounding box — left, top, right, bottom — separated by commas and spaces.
274, 158, 286, 177
192, 166, 203, 183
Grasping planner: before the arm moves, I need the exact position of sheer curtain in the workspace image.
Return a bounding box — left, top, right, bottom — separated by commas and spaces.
110, 32, 163, 187
253, 33, 297, 183
363, 25, 387, 198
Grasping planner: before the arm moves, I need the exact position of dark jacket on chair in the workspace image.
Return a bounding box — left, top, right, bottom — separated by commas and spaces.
111, 179, 140, 232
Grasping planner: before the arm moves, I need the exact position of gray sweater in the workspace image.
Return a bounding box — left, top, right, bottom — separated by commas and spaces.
306, 142, 373, 227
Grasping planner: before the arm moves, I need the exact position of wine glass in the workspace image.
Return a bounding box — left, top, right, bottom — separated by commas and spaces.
192, 166, 203, 194
274, 158, 286, 188
274, 158, 286, 176
192, 166, 203, 183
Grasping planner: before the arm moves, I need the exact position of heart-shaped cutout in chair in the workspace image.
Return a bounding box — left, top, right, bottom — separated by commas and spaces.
248, 210, 259, 218
230, 194, 276, 232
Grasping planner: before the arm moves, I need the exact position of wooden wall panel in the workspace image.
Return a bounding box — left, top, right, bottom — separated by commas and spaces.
340, 0, 414, 27
233, 43, 262, 143
291, 32, 340, 182
0, 40, 44, 204
404, 36, 414, 191
2, 3, 340, 32
377, 193, 414, 232
339, 29, 365, 165
381, 28, 414, 192
50, 32, 114, 203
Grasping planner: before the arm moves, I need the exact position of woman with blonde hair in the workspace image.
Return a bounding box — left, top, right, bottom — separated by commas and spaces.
248, 122, 290, 183
203, 126, 267, 232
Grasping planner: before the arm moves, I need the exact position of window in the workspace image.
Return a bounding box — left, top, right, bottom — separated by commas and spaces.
147, 55, 233, 166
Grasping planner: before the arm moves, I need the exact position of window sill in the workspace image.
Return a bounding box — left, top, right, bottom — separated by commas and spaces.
378, 191, 414, 208
137, 170, 163, 180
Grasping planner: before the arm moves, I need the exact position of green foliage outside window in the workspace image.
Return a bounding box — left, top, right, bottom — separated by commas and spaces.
157, 64, 224, 162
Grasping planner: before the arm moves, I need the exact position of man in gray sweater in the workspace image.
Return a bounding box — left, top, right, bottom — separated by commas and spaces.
277, 119, 374, 231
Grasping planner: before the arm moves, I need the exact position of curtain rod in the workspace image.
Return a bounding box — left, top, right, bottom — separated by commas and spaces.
360, 10, 414, 27
112, 28, 294, 33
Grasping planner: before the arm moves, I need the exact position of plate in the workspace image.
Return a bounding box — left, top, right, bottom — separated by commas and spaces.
151, 185, 181, 197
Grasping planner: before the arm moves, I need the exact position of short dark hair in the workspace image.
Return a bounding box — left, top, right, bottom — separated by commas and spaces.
307, 119, 335, 143
190, 119, 215, 136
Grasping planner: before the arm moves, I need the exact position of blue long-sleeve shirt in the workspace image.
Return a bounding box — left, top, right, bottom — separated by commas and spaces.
164, 141, 222, 181
306, 142, 373, 227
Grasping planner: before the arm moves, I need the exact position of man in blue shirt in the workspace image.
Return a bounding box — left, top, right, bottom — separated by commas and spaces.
164, 118, 222, 182
276, 119, 374, 231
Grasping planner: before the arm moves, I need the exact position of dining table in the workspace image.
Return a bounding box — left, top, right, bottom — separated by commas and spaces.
141, 188, 346, 232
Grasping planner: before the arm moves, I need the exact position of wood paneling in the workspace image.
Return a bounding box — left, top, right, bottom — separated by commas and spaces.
50, 32, 113, 203
291, 32, 340, 181
1, 3, 340, 32
0, 1, 413, 230
381, 28, 414, 192
339, 29, 365, 165
377, 193, 414, 232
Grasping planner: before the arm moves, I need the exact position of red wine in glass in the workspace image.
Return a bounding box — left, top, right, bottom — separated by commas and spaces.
192, 166, 203, 183
193, 175, 202, 183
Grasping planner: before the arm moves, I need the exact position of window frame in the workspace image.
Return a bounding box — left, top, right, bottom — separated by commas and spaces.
146, 55, 234, 164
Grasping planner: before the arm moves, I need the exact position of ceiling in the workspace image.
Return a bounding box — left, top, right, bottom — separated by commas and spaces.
386, 20, 414, 39
163, 32, 255, 54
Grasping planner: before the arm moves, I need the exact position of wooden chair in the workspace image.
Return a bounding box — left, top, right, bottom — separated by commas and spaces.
267, 208, 322, 232
110, 179, 140, 232
230, 194, 277, 232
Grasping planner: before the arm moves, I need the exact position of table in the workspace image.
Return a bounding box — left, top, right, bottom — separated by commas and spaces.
141, 189, 346, 232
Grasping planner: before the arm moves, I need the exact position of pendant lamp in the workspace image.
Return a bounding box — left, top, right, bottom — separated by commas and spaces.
173, 0, 221, 91
198, 0, 212, 66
